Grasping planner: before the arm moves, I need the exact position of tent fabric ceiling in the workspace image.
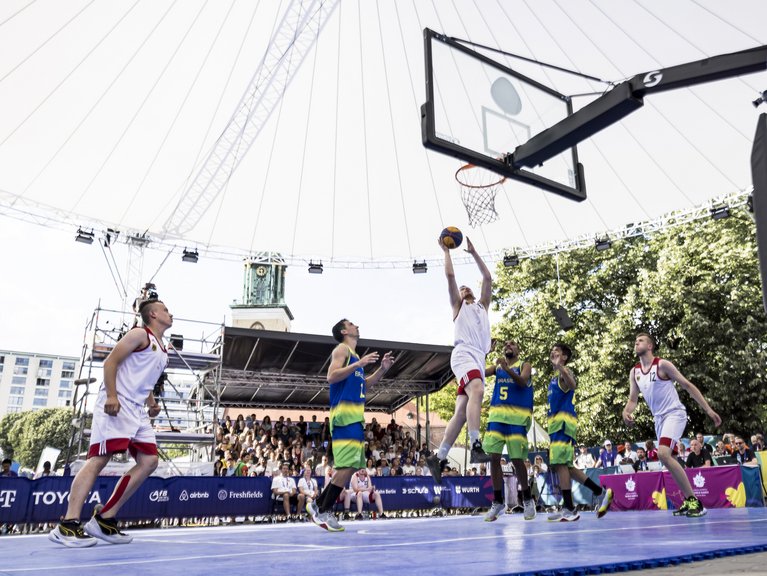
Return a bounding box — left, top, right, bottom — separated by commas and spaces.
209, 326, 455, 412
0, 1, 765, 265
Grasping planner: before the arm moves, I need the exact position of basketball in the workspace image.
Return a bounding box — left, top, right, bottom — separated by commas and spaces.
440, 226, 463, 249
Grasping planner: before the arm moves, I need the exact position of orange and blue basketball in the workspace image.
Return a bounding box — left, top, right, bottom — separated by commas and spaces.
440, 226, 463, 249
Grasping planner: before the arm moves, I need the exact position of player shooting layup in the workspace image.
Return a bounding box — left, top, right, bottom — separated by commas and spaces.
427, 237, 492, 483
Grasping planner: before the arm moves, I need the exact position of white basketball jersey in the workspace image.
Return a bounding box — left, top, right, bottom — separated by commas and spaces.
454, 300, 491, 353
634, 357, 685, 417
112, 327, 168, 405
354, 472, 370, 490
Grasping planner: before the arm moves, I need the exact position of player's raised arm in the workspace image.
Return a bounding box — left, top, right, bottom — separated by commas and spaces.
440, 237, 462, 318
464, 237, 492, 310
327, 345, 379, 385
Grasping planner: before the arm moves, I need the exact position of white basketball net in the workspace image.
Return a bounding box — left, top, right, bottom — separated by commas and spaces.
455, 164, 505, 228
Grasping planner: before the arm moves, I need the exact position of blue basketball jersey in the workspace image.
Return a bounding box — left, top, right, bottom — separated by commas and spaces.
329, 345, 366, 431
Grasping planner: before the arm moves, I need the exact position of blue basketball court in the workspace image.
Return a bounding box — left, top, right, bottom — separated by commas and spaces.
4, 508, 767, 575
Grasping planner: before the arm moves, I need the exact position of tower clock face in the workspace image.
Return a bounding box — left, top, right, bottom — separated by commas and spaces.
255, 266, 267, 277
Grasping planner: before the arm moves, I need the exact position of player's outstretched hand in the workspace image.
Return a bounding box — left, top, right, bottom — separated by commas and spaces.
707, 409, 722, 428
359, 352, 380, 367
381, 351, 396, 371
464, 236, 476, 254
437, 236, 449, 252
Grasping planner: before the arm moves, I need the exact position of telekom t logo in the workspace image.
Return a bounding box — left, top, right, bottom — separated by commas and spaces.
0, 490, 17, 508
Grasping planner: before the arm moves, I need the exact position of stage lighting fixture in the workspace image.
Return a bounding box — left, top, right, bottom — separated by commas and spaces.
753, 90, 767, 108
75, 228, 94, 244
710, 206, 730, 220
181, 248, 199, 263
308, 261, 323, 274
412, 260, 428, 274
595, 237, 612, 251
503, 253, 520, 267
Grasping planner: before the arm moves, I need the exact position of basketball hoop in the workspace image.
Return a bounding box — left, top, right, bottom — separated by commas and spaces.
455, 164, 505, 227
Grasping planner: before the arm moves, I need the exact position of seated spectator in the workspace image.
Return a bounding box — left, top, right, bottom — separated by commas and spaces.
271, 463, 299, 520
712, 440, 728, 458
443, 466, 460, 477
262, 415, 272, 432
645, 440, 658, 461
674, 444, 687, 467
734, 437, 757, 466
574, 445, 595, 469
348, 468, 386, 519
751, 434, 765, 452
402, 458, 415, 476
533, 455, 548, 473
297, 467, 319, 514
387, 418, 398, 434
33, 461, 53, 479
308, 415, 322, 445
686, 439, 712, 468
365, 458, 377, 477
390, 458, 403, 477
633, 447, 650, 472
599, 440, 618, 467
466, 468, 476, 476
479, 464, 488, 476
722, 433, 736, 455
417, 457, 430, 475
265, 450, 280, 477
370, 442, 381, 462
619, 441, 637, 465
314, 455, 330, 477
301, 440, 314, 463
380, 459, 391, 477
1, 459, 18, 477
376, 466, 383, 477
695, 432, 714, 454
213, 450, 226, 477
249, 457, 266, 477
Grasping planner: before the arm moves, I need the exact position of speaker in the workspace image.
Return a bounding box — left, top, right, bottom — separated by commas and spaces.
551, 306, 574, 331
170, 334, 184, 351
751, 113, 767, 316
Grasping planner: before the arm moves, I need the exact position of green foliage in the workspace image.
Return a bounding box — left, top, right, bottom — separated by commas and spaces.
0, 408, 72, 468
492, 211, 767, 445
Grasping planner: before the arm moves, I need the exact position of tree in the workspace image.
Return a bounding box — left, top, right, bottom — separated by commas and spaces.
492, 210, 766, 445
0, 408, 72, 468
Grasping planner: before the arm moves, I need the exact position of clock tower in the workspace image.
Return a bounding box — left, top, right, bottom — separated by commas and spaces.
230, 252, 294, 331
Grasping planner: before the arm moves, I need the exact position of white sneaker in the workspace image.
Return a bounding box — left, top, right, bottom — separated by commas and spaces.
48, 521, 97, 548
523, 499, 537, 521
313, 511, 345, 532
484, 501, 505, 522
548, 508, 580, 522
84, 514, 133, 544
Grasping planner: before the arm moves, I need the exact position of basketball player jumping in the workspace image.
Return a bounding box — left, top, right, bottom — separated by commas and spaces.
307, 319, 395, 531
623, 333, 721, 517
427, 236, 492, 484
49, 299, 172, 547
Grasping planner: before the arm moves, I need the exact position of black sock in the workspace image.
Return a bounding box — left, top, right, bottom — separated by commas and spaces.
493, 489, 503, 504
562, 489, 574, 511
522, 487, 532, 501
584, 478, 603, 496
319, 483, 343, 513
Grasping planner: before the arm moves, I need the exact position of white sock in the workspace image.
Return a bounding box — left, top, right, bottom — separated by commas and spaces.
469, 429, 481, 445
437, 443, 451, 460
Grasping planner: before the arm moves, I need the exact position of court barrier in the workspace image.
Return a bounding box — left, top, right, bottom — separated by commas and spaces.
0, 475, 494, 524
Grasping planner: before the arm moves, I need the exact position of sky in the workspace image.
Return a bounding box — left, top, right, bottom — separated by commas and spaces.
0, 1, 765, 357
